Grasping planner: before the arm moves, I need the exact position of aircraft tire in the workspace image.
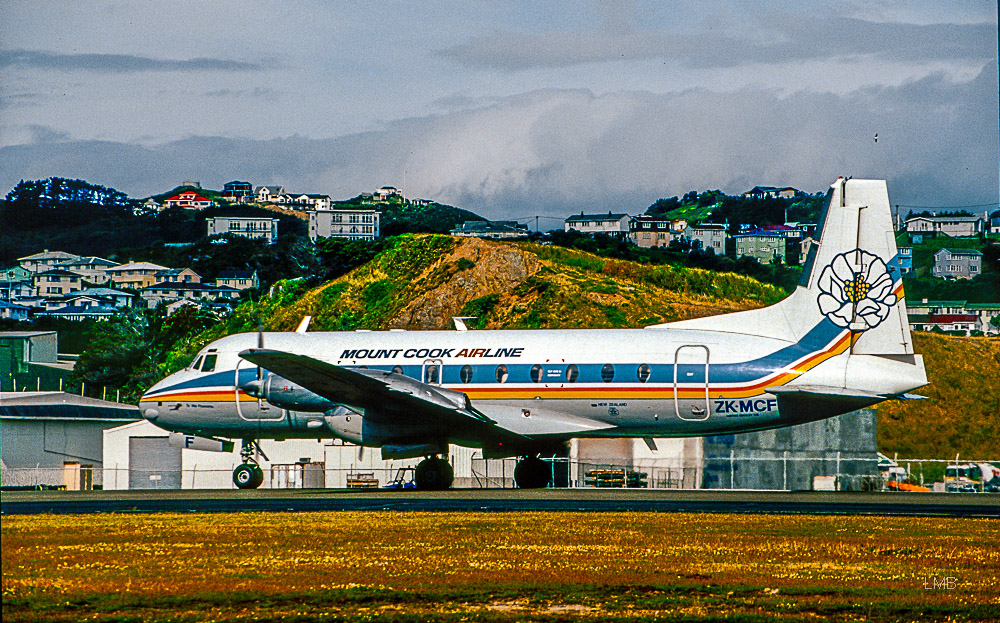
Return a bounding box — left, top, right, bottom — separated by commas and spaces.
514, 456, 550, 489
234, 463, 263, 489
414, 457, 453, 490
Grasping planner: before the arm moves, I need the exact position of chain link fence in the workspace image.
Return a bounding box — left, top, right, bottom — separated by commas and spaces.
4, 456, 996, 492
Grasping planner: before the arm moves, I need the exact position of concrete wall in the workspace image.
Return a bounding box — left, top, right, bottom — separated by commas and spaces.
701, 409, 878, 490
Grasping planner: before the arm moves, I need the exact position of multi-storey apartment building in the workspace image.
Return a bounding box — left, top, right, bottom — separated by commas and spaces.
309, 209, 380, 242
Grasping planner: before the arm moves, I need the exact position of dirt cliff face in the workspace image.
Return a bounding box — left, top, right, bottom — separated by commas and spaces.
390, 237, 540, 329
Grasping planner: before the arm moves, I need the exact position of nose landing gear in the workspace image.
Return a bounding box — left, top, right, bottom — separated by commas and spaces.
233, 439, 268, 489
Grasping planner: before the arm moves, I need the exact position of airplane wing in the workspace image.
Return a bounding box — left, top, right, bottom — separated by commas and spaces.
238, 348, 529, 443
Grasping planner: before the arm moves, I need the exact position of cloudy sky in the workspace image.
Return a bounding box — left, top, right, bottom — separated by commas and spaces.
1, 0, 997, 221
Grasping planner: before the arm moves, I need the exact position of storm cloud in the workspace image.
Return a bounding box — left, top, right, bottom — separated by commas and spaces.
3, 62, 995, 220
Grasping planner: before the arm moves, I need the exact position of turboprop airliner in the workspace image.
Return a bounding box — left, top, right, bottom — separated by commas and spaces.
140, 178, 926, 490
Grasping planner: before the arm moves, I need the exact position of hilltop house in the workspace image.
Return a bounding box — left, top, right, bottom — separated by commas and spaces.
373, 186, 402, 202
207, 216, 279, 243
733, 229, 786, 264
932, 249, 982, 279
222, 181, 253, 203
57, 256, 118, 285
903, 215, 984, 242
139, 282, 240, 309
32, 269, 85, 298
164, 191, 213, 210
628, 216, 685, 248
683, 223, 727, 254
18, 250, 79, 274
743, 186, 799, 200
105, 262, 170, 290
897, 247, 913, 275
309, 209, 380, 242
254, 186, 285, 203
450, 221, 529, 239
907, 299, 999, 336
564, 212, 631, 238
216, 270, 259, 291
289, 194, 331, 210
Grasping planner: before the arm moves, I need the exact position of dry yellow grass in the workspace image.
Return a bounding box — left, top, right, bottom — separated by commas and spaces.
3, 512, 998, 622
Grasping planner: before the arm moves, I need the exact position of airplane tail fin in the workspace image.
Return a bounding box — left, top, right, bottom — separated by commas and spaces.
794, 177, 913, 355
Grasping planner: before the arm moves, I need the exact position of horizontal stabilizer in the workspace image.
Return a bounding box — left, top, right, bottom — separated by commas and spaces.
765, 384, 886, 423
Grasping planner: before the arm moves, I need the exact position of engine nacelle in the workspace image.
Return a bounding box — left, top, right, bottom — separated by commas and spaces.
242, 374, 334, 412
324, 405, 364, 444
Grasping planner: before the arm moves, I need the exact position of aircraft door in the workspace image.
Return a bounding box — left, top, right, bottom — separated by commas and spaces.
235, 358, 284, 421
674, 345, 710, 421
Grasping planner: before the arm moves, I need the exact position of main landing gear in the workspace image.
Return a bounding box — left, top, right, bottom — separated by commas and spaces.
233, 439, 268, 489
414, 456, 454, 490
514, 456, 551, 489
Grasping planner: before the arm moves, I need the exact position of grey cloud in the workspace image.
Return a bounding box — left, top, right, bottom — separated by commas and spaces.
27, 125, 71, 143
0, 49, 267, 73
1, 63, 995, 219
437, 17, 995, 70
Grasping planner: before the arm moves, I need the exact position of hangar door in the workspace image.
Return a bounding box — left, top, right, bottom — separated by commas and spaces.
129, 437, 182, 489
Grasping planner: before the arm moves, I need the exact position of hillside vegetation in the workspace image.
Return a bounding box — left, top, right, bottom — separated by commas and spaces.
875, 332, 1000, 459
171, 234, 785, 367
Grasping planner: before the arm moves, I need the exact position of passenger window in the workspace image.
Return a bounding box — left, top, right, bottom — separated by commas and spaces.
565, 364, 579, 382
637, 364, 651, 383
201, 354, 217, 372
392, 365, 404, 375
424, 364, 439, 384
495, 365, 508, 383
601, 363, 615, 382
460, 365, 473, 383
530, 364, 542, 383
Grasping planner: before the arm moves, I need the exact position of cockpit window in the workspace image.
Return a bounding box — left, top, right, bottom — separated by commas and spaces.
191, 356, 203, 370
201, 354, 217, 372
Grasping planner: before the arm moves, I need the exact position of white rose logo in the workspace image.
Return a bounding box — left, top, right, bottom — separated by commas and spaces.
817, 249, 898, 330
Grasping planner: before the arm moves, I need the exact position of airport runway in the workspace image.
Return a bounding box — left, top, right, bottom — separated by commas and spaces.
2, 488, 997, 517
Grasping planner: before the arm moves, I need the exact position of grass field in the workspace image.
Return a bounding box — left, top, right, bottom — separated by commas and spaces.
3, 512, 998, 622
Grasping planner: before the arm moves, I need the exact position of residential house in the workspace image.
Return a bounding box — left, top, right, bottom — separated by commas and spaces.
164, 191, 214, 210
143, 198, 162, 212
56, 256, 118, 285
966, 303, 1000, 335
207, 216, 279, 243
931, 249, 982, 279
222, 181, 254, 203
289, 194, 331, 210
903, 215, 984, 242
450, 221, 529, 239
0, 279, 34, 302
43, 288, 133, 310
907, 300, 978, 335
989, 210, 1000, 235
683, 223, 728, 254
0, 300, 31, 320
628, 216, 684, 248
18, 250, 79, 274
373, 186, 402, 202
733, 229, 786, 264
564, 212, 631, 238
139, 282, 240, 309
33, 269, 85, 298
105, 262, 170, 290
309, 209, 380, 242
1, 266, 33, 283
216, 270, 259, 291
36, 305, 120, 321
254, 186, 285, 204
897, 247, 913, 275
743, 186, 799, 200
155, 268, 201, 284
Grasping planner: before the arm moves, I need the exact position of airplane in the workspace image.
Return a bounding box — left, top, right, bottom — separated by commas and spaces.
139, 178, 927, 490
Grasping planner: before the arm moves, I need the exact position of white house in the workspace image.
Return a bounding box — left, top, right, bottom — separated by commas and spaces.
564, 212, 631, 237
309, 209, 380, 242
207, 216, 279, 243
